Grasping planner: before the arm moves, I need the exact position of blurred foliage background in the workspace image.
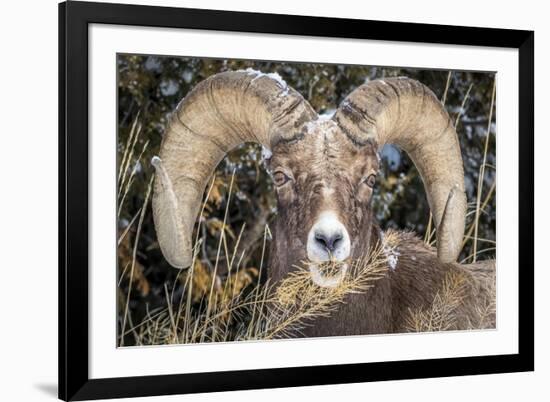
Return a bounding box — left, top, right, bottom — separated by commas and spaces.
117, 54, 496, 346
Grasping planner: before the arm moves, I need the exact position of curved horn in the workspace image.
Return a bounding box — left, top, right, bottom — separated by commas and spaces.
333, 77, 466, 263
152, 70, 316, 268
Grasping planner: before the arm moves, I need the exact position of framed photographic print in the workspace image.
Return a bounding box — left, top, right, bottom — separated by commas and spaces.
59, 1, 534, 400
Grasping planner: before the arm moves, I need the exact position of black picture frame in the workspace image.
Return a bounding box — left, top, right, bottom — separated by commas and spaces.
59, 1, 534, 400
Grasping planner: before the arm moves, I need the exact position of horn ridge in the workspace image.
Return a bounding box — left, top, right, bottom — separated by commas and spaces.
334, 77, 466, 262
152, 70, 316, 268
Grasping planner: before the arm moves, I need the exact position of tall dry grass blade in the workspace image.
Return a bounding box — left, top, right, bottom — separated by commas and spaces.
460, 247, 496, 264
227, 224, 246, 279
472, 79, 496, 262
178, 175, 216, 343
248, 224, 269, 338
119, 120, 142, 192
117, 207, 142, 246
463, 236, 496, 245
454, 83, 473, 128
164, 283, 177, 342
118, 139, 150, 216
121, 308, 167, 338
462, 181, 496, 249
441, 71, 452, 106
119, 175, 154, 346
118, 111, 140, 186
126, 312, 141, 346
117, 261, 130, 287
201, 170, 237, 342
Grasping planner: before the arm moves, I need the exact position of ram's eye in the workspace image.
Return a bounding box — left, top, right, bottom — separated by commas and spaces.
363, 174, 376, 188
273, 171, 291, 187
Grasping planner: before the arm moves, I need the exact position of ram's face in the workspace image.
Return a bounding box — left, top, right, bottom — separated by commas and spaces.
153, 72, 466, 273
268, 120, 379, 278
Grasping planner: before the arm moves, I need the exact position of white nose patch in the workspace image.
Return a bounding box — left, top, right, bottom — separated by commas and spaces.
307, 211, 351, 263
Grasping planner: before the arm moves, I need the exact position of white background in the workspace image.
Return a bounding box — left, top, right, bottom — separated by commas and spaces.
0, 0, 546, 401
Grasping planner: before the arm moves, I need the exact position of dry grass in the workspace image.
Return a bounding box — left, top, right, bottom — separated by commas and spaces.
405, 268, 496, 332
120, 227, 396, 345
405, 271, 469, 332
472, 79, 497, 262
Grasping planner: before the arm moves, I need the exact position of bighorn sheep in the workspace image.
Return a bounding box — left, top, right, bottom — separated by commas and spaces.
151, 70, 496, 337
